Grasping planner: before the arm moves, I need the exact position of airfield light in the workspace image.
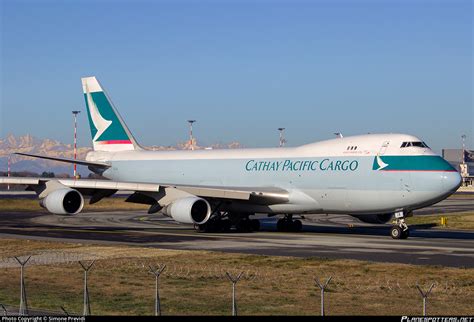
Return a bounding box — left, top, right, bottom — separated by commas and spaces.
72, 110, 81, 178
187, 120, 196, 150
278, 128, 286, 147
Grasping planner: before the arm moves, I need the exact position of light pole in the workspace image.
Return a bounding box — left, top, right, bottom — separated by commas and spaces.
461, 134, 467, 164
72, 111, 81, 178
7, 154, 11, 191
187, 120, 196, 150
278, 128, 286, 147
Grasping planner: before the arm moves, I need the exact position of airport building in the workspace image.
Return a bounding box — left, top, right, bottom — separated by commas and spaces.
442, 148, 474, 186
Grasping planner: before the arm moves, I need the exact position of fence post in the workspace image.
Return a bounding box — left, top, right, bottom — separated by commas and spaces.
149, 264, 166, 316
0, 303, 7, 316
79, 260, 95, 316
14, 256, 31, 316
226, 272, 243, 316
315, 276, 332, 316
60, 306, 69, 316
416, 283, 435, 316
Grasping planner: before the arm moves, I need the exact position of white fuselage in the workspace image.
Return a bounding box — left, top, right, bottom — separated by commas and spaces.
87, 133, 462, 215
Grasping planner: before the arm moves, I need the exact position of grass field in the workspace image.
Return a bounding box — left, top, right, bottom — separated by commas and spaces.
0, 239, 472, 316
407, 212, 474, 230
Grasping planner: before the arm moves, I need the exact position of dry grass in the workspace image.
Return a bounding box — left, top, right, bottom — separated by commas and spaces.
0, 198, 148, 212
408, 212, 474, 230
0, 238, 472, 316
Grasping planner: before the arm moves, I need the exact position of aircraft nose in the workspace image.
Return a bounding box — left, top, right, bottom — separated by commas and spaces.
442, 171, 462, 193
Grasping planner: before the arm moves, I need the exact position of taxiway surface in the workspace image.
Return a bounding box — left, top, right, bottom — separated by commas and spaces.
0, 195, 472, 267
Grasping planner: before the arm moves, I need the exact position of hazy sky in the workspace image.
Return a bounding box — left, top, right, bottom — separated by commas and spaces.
1, 0, 472, 153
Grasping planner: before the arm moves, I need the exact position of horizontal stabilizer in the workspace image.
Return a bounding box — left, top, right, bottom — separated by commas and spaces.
14, 152, 110, 168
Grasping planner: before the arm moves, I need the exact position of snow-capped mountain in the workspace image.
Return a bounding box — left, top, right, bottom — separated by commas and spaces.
0, 134, 92, 175
0, 134, 243, 176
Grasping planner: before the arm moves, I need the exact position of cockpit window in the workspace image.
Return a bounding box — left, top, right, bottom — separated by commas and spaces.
400, 141, 429, 148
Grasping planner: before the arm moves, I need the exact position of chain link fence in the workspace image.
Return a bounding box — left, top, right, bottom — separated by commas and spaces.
0, 251, 472, 316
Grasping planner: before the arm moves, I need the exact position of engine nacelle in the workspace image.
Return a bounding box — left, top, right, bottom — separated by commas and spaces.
40, 188, 84, 215
163, 197, 211, 224
351, 213, 393, 224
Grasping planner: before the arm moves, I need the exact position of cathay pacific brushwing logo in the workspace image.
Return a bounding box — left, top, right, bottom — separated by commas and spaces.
86, 86, 112, 142
373, 155, 389, 170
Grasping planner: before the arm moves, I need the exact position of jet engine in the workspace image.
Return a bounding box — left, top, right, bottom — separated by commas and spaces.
351, 213, 393, 224
40, 188, 84, 215
163, 197, 211, 224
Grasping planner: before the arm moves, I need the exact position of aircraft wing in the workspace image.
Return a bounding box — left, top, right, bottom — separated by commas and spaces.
6, 153, 289, 204
0, 177, 289, 205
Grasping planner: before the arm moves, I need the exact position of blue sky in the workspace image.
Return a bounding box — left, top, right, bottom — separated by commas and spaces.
1, 0, 472, 153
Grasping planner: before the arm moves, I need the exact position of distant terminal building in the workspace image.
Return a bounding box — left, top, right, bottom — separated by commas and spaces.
442, 148, 474, 186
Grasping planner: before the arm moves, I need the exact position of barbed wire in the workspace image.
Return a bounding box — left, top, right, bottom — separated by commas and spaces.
0, 252, 472, 296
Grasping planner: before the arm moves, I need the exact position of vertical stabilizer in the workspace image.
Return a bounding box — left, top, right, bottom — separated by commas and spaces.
81, 76, 141, 152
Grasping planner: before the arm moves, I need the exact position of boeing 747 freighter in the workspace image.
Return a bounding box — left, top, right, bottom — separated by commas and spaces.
0, 77, 462, 239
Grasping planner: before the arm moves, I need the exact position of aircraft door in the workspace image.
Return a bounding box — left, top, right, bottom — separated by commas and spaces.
378, 141, 390, 155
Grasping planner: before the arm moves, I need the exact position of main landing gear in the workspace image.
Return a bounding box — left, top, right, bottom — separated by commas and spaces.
390, 211, 410, 239
196, 212, 260, 233
276, 214, 303, 232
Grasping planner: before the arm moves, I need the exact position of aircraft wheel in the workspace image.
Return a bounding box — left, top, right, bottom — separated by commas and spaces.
251, 219, 260, 232
196, 224, 207, 232
276, 219, 284, 232
390, 226, 402, 239
293, 220, 302, 232
236, 219, 252, 232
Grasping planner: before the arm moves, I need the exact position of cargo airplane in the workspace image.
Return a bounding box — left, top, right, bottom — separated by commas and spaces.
0, 77, 462, 239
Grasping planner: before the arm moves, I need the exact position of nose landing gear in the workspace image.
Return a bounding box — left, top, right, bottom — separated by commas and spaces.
390, 211, 410, 239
